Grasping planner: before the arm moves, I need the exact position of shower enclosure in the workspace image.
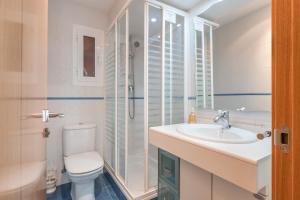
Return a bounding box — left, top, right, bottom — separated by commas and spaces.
105, 0, 188, 199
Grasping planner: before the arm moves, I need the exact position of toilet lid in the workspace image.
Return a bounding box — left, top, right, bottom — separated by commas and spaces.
64, 151, 104, 174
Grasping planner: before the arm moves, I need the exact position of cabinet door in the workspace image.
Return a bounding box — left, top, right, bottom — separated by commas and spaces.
213, 176, 258, 200
158, 149, 180, 200
159, 178, 179, 200
159, 149, 180, 188
180, 160, 212, 200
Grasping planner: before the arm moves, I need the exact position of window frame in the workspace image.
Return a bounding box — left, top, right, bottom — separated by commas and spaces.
73, 24, 103, 86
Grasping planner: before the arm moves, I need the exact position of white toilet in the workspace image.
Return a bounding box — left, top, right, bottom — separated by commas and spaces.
63, 123, 104, 200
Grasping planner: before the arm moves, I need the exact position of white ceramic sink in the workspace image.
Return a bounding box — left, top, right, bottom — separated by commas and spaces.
176, 124, 257, 144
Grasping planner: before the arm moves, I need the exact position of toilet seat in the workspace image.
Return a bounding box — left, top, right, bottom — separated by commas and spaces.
64, 151, 104, 175
68, 167, 102, 178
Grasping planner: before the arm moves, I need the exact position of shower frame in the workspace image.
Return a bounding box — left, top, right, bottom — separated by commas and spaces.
104, 0, 190, 199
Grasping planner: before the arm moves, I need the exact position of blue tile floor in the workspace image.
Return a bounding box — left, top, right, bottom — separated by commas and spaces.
47, 169, 127, 200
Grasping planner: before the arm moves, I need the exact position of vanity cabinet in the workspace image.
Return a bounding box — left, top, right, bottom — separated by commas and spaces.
158, 149, 268, 200
158, 149, 211, 200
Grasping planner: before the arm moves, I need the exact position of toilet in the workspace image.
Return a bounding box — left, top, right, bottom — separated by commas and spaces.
63, 123, 104, 200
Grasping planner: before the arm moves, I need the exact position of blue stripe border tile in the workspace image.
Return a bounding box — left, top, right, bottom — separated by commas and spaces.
22, 93, 272, 102
47, 97, 105, 100
214, 93, 272, 96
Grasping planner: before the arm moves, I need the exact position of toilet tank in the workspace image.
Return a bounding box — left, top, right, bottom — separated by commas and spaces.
63, 123, 97, 156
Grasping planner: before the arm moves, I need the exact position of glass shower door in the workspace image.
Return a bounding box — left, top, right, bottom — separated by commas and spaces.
164, 14, 185, 125
146, 5, 186, 190
105, 25, 116, 170
127, 0, 145, 196
147, 5, 163, 189
117, 13, 128, 181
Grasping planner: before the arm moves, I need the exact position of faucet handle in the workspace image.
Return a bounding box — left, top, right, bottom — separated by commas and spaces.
219, 110, 229, 115
216, 110, 229, 118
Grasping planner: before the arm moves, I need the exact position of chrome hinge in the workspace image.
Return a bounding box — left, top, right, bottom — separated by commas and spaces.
274, 127, 290, 153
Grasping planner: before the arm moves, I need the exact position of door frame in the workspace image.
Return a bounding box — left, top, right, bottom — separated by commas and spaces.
272, 0, 300, 199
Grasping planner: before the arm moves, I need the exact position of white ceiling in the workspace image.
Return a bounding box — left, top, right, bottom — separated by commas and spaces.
159, 0, 270, 26
200, 0, 271, 26
69, 0, 270, 27
71, 0, 117, 13
159, 0, 207, 11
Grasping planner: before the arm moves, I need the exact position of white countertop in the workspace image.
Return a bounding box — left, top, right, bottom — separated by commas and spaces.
150, 124, 271, 164
149, 124, 272, 193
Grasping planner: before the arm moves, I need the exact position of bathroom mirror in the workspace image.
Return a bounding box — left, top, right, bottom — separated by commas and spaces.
194, 0, 271, 112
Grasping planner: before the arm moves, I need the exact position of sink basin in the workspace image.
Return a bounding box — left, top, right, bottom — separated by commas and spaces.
176, 124, 257, 144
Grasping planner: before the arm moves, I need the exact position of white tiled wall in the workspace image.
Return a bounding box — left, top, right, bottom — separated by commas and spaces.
197, 109, 271, 133
47, 0, 108, 185
213, 6, 271, 111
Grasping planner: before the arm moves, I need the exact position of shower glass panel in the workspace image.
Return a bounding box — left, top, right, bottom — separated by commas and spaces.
164, 15, 185, 125
117, 13, 127, 180
147, 5, 162, 189
127, 0, 145, 195
105, 26, 116, 170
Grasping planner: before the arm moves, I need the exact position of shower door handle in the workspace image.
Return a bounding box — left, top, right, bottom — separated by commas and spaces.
28, 109, 64, 122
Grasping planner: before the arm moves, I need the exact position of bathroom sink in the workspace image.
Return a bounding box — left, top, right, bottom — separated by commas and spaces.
176, 124, 257, 144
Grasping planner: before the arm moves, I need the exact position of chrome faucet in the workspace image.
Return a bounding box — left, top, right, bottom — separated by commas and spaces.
213, 110, 231, 129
